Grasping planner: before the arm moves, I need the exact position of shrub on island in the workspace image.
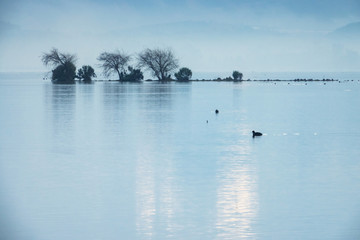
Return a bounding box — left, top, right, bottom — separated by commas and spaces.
51, 62, 76, 84
120, 66, 144, 82
77, 65, 96, 83
232, 71, 243, 81
175, 67, 192, 81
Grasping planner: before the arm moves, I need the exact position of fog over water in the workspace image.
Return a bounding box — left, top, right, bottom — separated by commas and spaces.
0, 0, 360, 73
1, 1, 360, 239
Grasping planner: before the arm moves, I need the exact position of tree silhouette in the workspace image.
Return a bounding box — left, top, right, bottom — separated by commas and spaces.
52, 62, 76, 84
137, 48, 179, 81
120, 66, 144, 82
77, 65, 96, 83
41, 48, 77, 84
175, 67, 192, 81
232, 71, 243, 81
97, 50, 131, 80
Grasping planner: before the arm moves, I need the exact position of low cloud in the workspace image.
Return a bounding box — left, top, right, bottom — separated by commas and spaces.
0, 0, 359, 72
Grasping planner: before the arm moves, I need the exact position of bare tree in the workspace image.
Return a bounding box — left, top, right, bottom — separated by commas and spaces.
137, 48, 179, 81
41, 48, 77, 67
41, 48, 77, 84
97, 50, 131, 80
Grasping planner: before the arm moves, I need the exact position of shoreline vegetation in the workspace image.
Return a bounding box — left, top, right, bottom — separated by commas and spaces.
40, 48, 359, 84
91, 78, 347, 82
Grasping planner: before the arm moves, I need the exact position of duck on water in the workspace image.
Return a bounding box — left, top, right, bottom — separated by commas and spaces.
252, 130, 262, 137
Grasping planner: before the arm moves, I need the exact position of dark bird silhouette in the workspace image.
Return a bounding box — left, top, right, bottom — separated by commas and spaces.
215, 109, 219, 114
252, 130, 262, 137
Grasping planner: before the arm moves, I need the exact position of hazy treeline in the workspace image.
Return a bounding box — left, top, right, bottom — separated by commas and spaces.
41, 48, 243, 84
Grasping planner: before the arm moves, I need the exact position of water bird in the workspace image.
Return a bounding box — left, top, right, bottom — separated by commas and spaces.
215, 109, 219, 114
252, 130, 262, 137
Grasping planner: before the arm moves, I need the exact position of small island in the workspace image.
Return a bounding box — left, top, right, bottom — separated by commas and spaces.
42, 48, 354, 84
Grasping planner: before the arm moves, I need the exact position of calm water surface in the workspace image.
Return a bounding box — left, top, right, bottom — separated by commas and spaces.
0, 74, 360, 240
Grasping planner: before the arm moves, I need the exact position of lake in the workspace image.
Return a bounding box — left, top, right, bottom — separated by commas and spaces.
1, 73, 360, 240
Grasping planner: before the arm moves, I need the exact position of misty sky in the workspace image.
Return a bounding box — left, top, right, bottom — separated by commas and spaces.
0, 0, 359, 75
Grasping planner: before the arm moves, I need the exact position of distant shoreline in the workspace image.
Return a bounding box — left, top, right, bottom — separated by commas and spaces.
1, 72, 359, 82
92, 78, 360, 82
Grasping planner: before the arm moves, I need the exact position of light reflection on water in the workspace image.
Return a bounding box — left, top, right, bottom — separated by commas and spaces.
1, 78, 360, 239
136, 149, 156, 239
216, 141, 258, 239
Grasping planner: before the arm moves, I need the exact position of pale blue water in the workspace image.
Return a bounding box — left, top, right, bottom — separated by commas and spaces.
0, 73, 360, 240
